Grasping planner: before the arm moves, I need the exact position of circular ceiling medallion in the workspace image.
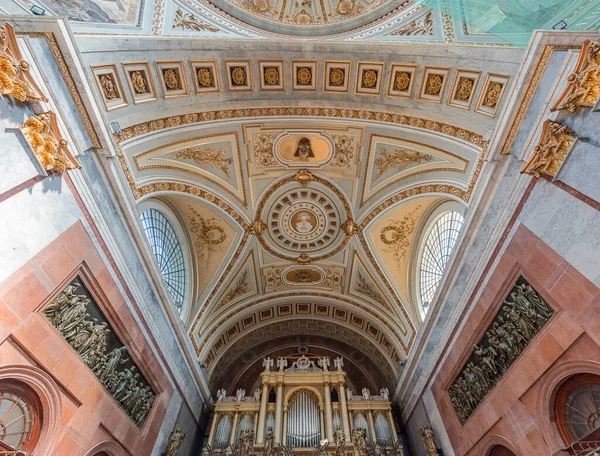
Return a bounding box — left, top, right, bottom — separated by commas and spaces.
255, 172, 353, 263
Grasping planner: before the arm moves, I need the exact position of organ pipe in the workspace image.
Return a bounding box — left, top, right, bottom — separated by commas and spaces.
286, 389, 321, 448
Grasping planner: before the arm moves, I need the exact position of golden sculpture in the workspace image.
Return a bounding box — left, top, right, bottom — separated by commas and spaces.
264, 67, 280, 85
19, 112, 79, 174
425, 74, 443, 96
197, 67, 214, 87
164, 427, 187, 456
393, 71, 411, 91
0, 23, 47, 102
456, 77, 474, 101
361, 69, 378, 88
163, 69, 181, 90
418, 425, 438, 456
375, 148, 433, 177
552, 39, 600, 112
520, 120, 577, 179
296, 67, 312, 85
483, 82, 503, 107
231, 66, 247, 86
174, 146, 233, 177
329, 67, 345, 87
130, 70, 148, 94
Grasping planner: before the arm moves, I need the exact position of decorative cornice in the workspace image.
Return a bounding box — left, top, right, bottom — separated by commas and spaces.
114, 107, 485, 148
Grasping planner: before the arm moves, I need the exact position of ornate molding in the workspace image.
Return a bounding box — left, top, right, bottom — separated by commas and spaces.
114, 107, 485, 148
0, 23, 47, 103
552, 39, 600, 113
520, 120, 577, 179
19, 112, 79, 173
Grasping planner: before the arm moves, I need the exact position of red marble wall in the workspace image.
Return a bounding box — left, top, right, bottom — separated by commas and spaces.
431, 223, 600, 456
0, 221, 173, 456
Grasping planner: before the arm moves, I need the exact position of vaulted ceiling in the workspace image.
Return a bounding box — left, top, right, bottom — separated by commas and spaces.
68, 32, 529, 391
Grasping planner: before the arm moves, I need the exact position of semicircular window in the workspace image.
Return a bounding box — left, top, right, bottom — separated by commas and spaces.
140, 209, 186, 313
419, 211, 464, 316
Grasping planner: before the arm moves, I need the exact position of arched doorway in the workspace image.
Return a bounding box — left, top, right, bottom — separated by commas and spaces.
554, 374, 600, 444
488, 445, 517, 456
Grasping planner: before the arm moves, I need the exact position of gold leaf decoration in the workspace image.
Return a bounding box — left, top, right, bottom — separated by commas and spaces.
375, 148, 433, 177
186, 206, 227, 267
220, 270, 249, 306
520, 120, 577, 179
174, 146, 233, 177
552, 39, 600, 113
19, 112, 79, 174
387, 11, 433, 36
173, 8, 220, 32
356, 272, 385, 305
0, 23, 47, 102
380, 206, 420, 267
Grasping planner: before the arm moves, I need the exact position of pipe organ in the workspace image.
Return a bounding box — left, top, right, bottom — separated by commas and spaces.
208, 348, 398, 454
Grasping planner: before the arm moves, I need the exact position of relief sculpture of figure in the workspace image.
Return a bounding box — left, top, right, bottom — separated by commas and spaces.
163, 427, 187, 456
94, 346, 128, 382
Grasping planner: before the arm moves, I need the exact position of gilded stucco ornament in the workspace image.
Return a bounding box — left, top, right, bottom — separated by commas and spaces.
341, 218, 358, 236
520, 120, 577, 179
164, 427, 187, 456
0, 23, 47, 103
19, 112, 79, 174
552, 39, 600, 113
249, 219, 267, 236
418, 425, 438, 456
296, 253, 312, 264
294, 169, 315, 186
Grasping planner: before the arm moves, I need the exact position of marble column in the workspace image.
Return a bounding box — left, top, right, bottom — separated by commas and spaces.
320, 405, 325, 440
282, 406, 288, 445
230, 411, 240, 446
339, 383, 351, 441
274, 382, 284, 443
324, 382, 334, 441
256, 381, 269, 443
367, 410, 376, 445
387, 410, 398, 444
208, 412, 219, 446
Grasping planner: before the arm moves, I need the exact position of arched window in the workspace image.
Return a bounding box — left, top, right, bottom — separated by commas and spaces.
140, 208, 186, 313
555, 374, 600, 444
417, 210, 464, 318
0, 384, 41, 452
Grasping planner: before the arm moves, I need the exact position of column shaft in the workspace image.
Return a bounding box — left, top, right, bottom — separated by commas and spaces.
387, 410, 398, 444
319, 406, 325, 440
367, 410, 377, 445
230, 411, 240, 446
208, 412, 219, 446
324, 383, 334, 441
274, 382, 284, 443
282, 408, 288, 445
339, 384, 351, 441
256, 382, 269, 443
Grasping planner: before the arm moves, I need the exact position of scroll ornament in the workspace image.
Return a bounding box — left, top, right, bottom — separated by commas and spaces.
520, 120, 577, 179
551, 39, 600, 112
0, 23, 47, 103
19, 112, 80, 173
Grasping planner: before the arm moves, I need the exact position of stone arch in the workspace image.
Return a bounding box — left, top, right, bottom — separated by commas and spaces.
479, 434, 521, 456
85, 440, 126, 456
536, 360, 600, 453
0, 365, 62, 455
